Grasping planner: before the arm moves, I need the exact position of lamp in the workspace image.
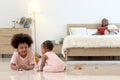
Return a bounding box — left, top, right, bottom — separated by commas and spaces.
28, 0, 40, 54
33, 10, 37, 54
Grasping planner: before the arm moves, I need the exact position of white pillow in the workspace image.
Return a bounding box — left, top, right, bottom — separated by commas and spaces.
87, 29, 97, 36
108, 25, 118, 29
69, 27, 87, 36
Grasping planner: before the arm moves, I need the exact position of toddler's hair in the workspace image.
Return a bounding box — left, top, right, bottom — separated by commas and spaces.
42, 40, 54, 51
11, 33, 33, 48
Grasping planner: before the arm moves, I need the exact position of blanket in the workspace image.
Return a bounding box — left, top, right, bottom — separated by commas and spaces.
62, 35, 120, 57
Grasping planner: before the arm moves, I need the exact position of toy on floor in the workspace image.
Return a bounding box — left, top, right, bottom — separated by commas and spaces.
95, 66, 99, 70
17, 69, 23, 71
74, 64, 82, 70
35, 54, 40, 64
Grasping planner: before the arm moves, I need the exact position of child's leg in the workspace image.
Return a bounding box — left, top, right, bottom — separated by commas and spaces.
43, 66, 65, 72
43, 66, 56, 72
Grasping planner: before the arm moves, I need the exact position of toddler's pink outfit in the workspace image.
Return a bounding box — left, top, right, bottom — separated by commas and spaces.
43, 52, 65, 72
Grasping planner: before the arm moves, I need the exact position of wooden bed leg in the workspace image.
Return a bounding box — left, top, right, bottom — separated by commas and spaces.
65, 54, 68, 61
65, 51, 68, 71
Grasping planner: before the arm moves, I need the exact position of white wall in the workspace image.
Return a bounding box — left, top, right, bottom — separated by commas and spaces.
1, 0, 120, 54
0, 0, 30, 27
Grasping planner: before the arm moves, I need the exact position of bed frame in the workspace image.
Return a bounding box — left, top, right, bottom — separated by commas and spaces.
65, 24, 120, 60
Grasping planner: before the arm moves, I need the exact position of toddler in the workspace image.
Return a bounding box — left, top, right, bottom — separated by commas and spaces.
10, 33, 36, 70
38, 40, 65, 72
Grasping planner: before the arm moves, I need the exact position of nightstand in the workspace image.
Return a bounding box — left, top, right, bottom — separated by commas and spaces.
53, 44, 62, 54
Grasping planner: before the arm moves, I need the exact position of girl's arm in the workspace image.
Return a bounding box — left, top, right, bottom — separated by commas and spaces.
11, 63, 17, 70
22, 50, 36, 70
11, 63, 35, 70
39, 54, 48, 72
10, 63, 22, 70
22, 64, 35, 70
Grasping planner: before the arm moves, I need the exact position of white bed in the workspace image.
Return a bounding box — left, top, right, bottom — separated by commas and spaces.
62, 24, 120, 60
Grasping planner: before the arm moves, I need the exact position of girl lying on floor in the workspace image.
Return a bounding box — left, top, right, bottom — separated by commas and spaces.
10, 33, 36, 71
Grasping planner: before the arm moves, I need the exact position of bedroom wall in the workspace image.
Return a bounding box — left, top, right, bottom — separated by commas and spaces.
0, 0, 30, 27
1, 0, 120, 54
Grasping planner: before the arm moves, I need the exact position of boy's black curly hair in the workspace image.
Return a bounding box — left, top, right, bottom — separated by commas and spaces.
42, 40, 54, 51
11, 33, 33, 49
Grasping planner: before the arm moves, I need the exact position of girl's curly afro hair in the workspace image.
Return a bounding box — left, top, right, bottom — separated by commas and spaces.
11, 33, 33, 49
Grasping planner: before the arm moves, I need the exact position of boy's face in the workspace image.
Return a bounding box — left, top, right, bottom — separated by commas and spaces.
17, 43, 28, 57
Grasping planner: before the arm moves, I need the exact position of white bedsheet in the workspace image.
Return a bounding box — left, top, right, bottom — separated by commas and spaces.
62, 35, 120, 57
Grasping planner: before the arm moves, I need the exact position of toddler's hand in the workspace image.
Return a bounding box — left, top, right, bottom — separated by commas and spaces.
37, 69, 43, 72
